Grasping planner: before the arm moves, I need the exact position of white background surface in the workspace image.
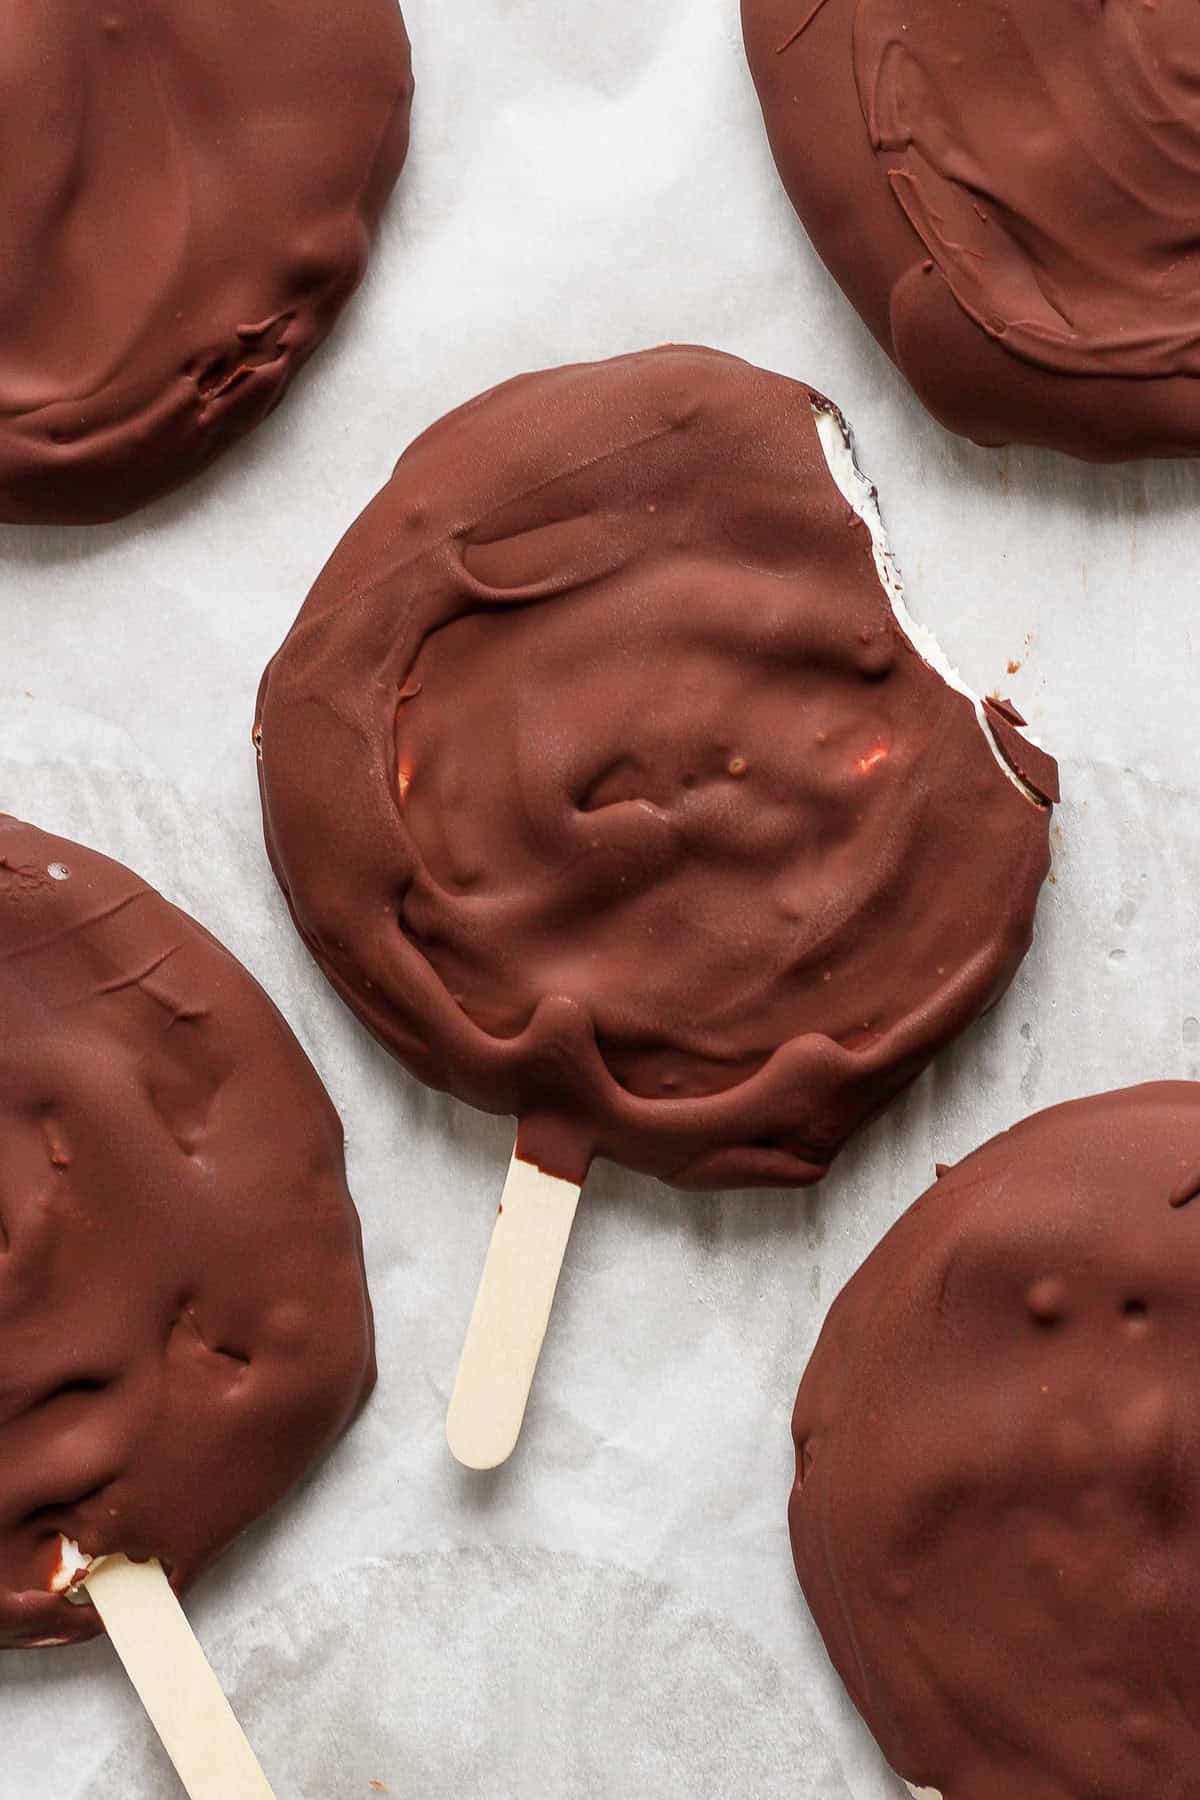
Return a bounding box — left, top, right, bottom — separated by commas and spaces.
5, 0, 1200, 1794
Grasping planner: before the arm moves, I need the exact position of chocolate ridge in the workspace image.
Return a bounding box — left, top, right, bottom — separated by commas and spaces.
256, 345, 1055, 1189
743, 0, 1200, 460
0, 1, 413, 525
0, 818, 374, 1649
984, 699, 1061, 806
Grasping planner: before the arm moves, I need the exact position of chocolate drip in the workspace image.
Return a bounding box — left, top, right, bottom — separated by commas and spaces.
256, 346, 1055, 1188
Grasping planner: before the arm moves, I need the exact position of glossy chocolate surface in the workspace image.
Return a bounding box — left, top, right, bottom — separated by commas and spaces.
744, 0, 1200, 459
0, 0, 412, 524
257, 346, 1054, 1189
792, 1084, 1200, 1798
0, 818, 374, 1649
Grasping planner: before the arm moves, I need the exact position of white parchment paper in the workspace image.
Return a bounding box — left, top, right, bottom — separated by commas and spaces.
4, 1, 1200, 1794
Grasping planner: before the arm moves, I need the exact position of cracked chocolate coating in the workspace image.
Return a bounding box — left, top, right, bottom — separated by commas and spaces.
256, 346, 1054, 1190
0, 818, 374, 1650
743, 0, 1200, 460
0, 0, 412, 525
791, 1083, 1200, 1799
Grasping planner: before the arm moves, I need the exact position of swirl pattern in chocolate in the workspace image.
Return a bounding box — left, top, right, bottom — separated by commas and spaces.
0, 1, 413, 525
856, 0, 1200, 379
791, 1084, 1200, 1798
256, 346, 1055, 1190
743, 0, 1200, 458
0, 818, 374, 1650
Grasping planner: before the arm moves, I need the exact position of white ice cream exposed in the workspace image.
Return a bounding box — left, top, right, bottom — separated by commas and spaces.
49, 1536, 92, 1594
812, 401, 1042, 807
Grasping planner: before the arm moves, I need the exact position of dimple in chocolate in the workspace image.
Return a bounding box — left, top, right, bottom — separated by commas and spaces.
0, 0, 413, 525
256, 345, 1056, 1189
0, 819, 374, 1649
791, 1083, 1200, 1798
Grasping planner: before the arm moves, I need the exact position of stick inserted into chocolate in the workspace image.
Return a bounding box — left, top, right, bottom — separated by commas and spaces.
0, 819, 375, 1792
255, 346, 1057, 1467
57, 1547, 275, 1798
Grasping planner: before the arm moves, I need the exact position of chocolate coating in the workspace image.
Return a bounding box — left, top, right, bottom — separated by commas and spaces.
0, 818, 374, 1650
743, 0, 1200, 460
256, 347, 1055, 1190
791, 1084, 1200, 1799
0, 0, 412, 525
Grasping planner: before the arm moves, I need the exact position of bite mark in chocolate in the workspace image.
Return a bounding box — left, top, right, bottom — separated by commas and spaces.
256, 346, 1056, 1189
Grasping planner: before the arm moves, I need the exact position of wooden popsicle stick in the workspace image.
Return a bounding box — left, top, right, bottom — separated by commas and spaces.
447, 1146, 583, 1470
80, 1553, 276, 1800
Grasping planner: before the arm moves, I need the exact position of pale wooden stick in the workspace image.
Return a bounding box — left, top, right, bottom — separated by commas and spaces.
447, 1147, 583, 1469
80, 1554, 276, 1799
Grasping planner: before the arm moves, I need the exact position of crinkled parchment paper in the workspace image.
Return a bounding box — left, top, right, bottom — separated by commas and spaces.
5, 1, 1200, 1793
